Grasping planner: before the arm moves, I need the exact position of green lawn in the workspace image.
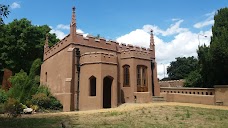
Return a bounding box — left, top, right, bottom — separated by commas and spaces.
0, 105, 228, 128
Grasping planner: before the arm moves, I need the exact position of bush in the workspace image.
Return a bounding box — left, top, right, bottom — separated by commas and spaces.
8, 59, 41, 104
4, 98, 23, 118
0, 104, 5, 114
31, 93, 62, 110
36, 85, 51, 97
0, 89, 8, 103
30, 105, 39, 112
31, 93, 50, 109
184, 70, 203, 87
49, 96, 62, 110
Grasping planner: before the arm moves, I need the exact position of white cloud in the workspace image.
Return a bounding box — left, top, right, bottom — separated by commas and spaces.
50, 25, 87, 39
143, 19, 188, 36
117, 29, 150, 48
11, 2, 21, 9
116, 20, 212, 79
194, 20, 214, 29
194, 11, 215, 28
50, 29, 67, 39
56, 24, 70, 30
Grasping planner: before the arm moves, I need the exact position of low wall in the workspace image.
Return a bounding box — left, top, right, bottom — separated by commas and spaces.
161, 93, 215, 105
160, 87, 215, 105
159, 79, 184, 87
160, 87, 215, 95
133, 92, 152, 103
214, 85, 228, 106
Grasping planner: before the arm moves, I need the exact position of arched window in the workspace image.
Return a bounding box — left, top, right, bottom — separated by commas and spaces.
137, 65, 148, 92
123, 65, 130, 87
89, 76, 96, 96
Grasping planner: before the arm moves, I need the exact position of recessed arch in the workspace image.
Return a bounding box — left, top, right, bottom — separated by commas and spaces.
103, 76, 113, 108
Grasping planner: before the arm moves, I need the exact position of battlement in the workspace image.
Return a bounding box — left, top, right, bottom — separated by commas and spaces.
44, 34, 71, 60
80, 52, 117, 66
120, 47, 153, 60
44, 32, 154, 61
75, 34, 118, 52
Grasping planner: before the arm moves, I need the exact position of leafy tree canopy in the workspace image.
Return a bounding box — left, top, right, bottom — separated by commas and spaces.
0, 18, 59, 74
167, 56, 198, 80
0, 4, 10, 25
194, 7, 228, 87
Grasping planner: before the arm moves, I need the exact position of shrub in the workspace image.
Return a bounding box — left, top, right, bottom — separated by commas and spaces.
49, 96, 62, 110
4, 98, 23, 118
8, 59, 41, 104
36, 85, 51, 97
8, 70, 38, 103
0, 89, 8, 103
30, 105, 39, 112
25, 100, 33, 108
31, 93, 62, 110
0, 104, 5, 114
31, 93, 50, 109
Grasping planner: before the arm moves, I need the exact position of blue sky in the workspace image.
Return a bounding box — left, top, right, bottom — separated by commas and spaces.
2, 0, 228, 78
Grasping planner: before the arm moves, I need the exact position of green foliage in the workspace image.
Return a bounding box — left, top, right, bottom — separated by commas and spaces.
0, 89, 8, 103
167, 56, 198, 80
32, 85, 62, 110
8, 70, 38, 103
31, 93, 50, 109
4, 98, 23, 118
36, 85, 51, 96
31, 92, 62, 110
209, 8, 228, 85
0, 103, 5, 114
0, 4, 10, 25
197, 8, 228, 87
8, 58, 41, 103
184, 70, 203, 87
49, 96, 62, 110
0, 18, 59, 74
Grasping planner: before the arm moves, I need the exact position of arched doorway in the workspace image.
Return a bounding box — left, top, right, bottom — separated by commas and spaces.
103, 76, 113, 108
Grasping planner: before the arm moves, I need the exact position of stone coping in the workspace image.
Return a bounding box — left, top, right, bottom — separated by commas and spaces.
161, 87, 214, 90
214, 85, 228, 88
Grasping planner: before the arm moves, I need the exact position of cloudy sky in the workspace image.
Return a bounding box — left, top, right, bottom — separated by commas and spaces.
2, 0, 228, 79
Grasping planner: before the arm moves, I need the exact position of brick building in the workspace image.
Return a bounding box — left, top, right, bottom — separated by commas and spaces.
40, 7, 160, 112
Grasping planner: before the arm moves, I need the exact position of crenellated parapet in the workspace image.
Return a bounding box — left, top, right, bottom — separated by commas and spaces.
80, 52, 117, 66
75, 34, 118, 52
43, 34, 71, 61
120, 46, 153, 60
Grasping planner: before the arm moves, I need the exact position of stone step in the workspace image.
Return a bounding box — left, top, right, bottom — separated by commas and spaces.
152, 96, 166, 102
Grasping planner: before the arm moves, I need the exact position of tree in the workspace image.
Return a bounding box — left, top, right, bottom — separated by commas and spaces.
8, 58, 41, 103
167, 56, 198, 80
196, 8, 228, 87
0, 4, 10, 25
209, 8, 228, 85
0, 18, 59, 75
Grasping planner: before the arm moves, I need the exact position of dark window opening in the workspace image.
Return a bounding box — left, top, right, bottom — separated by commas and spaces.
89, 76, 96, 96
45, 72, 47, 82
123, 65, 130, 87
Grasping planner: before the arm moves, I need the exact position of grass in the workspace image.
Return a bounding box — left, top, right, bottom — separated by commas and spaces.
0, 105, 228, 128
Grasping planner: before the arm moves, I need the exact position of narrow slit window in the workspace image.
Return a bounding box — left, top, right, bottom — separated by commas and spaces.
123, 65, 130, 87
89, 76, 96, 96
